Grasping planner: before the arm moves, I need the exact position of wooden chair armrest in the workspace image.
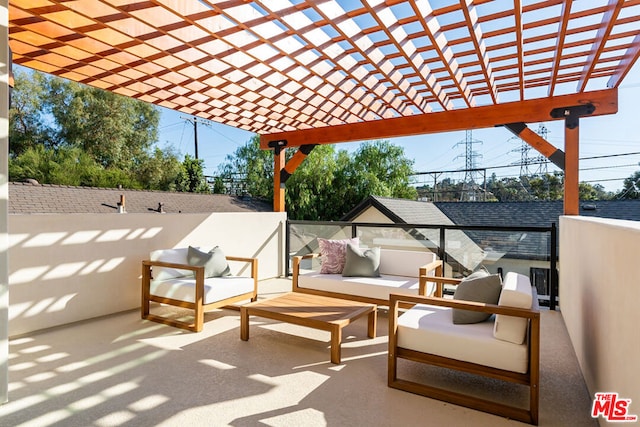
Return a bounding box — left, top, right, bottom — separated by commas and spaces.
389, 293, 539, 319
225, 256, 258, 279
293, 253, 321, 261
419, 259, 443, 274
225, 255, 256, 264
292, 253, 320, 275
142, 259, 202, 271
421, 275, 463, 285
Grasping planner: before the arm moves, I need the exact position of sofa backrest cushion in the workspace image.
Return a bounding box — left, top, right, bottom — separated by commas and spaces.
342, 243, 380, 277
150, 248, 191, 281
452, 270, 502, 324
379, 249, 436, 277
318, 237, 359, 274
187, 246, 231, 278
493, 272, 533, 344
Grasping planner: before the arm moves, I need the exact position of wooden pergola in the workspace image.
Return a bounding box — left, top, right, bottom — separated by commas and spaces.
8, 0, 640, 213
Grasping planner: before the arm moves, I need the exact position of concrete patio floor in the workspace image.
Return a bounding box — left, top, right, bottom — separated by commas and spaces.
1, 278, 596, 427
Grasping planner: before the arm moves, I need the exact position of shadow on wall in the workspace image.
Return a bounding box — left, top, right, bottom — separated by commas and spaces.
7, 212, 286, 336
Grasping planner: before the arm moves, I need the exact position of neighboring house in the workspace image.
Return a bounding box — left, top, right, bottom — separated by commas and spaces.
341, 196, 640, 300
341, 196, 486, 274
8, 181, 272, 214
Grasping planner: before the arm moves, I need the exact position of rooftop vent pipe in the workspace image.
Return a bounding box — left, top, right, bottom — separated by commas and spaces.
117, 194, 126, 213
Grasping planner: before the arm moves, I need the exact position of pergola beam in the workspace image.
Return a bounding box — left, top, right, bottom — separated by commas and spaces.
260, 88, 618, 149
504, 122, 565, 170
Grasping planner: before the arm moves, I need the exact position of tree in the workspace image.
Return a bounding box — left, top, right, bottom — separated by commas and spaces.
9, 70, 55, 155
617, 171, 640, 199
218, 138, 417, 220
175, 155, 210, 193
217, 135, 274, 199
528, 173, 564, 200
9, 68, 185, 191
45, 74, 159, 169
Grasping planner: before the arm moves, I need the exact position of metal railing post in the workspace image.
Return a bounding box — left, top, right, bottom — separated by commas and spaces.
550, 222, 558, 311
285, 219, 291, 277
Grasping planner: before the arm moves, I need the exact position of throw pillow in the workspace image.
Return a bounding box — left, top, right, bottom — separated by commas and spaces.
342, 243, 381, 277
187, 246, 231, 278
452, 269, 502, 324
318, 237, 359, 274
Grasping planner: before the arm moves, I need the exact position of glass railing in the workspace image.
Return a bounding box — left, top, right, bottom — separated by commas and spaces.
286, 220, 558, 310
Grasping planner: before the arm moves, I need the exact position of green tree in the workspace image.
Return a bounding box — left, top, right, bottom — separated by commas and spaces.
9, 70, 55, 155
286, 145, 338, 220
175, 155, 210, 193
218, 138, 417, 220
617, 171, 640, 199
526, 172, 564, 200
45, 75, 159, 169
9, 68, 184, 190
579, 182, 612, 200
218, 135, 274, 199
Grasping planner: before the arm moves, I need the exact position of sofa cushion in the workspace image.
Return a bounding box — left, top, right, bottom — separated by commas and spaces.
297, 271, 435, 301
378, 249, 436, 277
493, 272, 533, 344
452, 270, 502, 324
150, 248, 191, 281
342, 244, 380, 277
150, 276, 255, 304
187, 246, 231, 278
397, 304, 528, 373
318, 237, 359, 274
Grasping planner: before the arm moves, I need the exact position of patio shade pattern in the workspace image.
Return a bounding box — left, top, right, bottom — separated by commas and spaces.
8, 0, 640, 141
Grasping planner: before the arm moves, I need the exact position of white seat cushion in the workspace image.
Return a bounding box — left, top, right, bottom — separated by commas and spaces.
297, 272, 435, 301
397, 304, 528, 374
150, 276, 255, 304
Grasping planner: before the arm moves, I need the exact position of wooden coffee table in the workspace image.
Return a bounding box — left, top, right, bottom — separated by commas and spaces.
240, 292, 377, 364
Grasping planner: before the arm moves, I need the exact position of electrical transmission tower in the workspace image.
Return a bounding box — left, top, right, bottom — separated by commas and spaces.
510, 124, 549, 176
454, 130, 484, 201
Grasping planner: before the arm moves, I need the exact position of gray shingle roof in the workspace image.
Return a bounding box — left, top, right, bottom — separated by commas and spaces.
9, 182, 272, 214
433, 200, 640, 227
342, 195, 454, 225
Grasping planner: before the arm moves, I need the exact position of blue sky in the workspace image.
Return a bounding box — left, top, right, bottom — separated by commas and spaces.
158, 56, 640, 193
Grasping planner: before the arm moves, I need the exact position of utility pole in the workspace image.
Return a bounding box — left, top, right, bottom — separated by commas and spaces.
181, 116, 210, 159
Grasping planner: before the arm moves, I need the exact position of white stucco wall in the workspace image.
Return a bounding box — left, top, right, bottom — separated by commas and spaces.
560, 216, 640, 420
7, 212, 286, 336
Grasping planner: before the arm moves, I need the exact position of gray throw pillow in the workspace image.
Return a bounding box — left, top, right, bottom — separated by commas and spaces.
342, 243, 380, 277
452, 269, 502, 324
187, 246, 231, 278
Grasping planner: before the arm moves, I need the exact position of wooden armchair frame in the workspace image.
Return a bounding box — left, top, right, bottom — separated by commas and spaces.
388, 275, 540, 425
141, 256, 258, 332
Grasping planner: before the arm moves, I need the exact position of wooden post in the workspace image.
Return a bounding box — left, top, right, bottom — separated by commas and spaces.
564, 124, 579, 215
273, 147, 285, 212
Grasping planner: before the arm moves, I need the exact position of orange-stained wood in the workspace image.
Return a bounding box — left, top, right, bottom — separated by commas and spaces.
564, 125, 580, 215
260, 89, 618, 148
273, 148, 285, 212
284, 148, 310, 175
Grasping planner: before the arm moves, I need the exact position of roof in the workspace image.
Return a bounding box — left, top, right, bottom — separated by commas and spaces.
342, 195, 454, 224
433, 200, 640, 227
8, 182, 272, 214
343, 195, 485, 271
8, 1, 640, 145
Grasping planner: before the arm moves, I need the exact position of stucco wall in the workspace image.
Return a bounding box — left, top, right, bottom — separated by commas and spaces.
8, 212, 286, 336
560, 216, 640, 419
